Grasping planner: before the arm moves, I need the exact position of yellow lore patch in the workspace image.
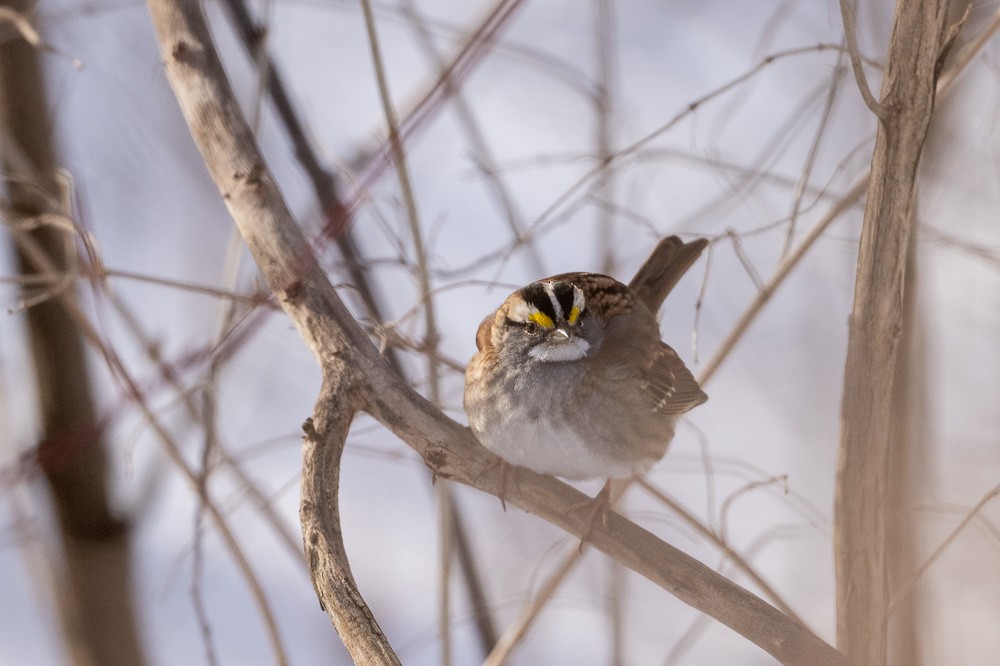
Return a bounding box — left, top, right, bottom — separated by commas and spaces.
567, 306, 581, 325
528, 310, 554, 329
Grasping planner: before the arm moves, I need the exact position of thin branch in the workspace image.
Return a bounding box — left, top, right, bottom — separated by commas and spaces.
484, 540, 589, 666
698, 169, 868, 385
837, 0, 888, 116
217, 2, 496, 652
438, 43, 862, 281
358, 3, 452, 660
782, 50, 847, 256
400, 0, 543, 277
145, 0, 400, 660
890, 484, 1000, 612
637, 479, 805, 626
336, 0, 526, 199
12, 226, 290, 666
594, 0, 617, 275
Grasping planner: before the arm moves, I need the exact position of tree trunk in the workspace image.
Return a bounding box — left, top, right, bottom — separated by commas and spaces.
834, 2, 948, 664
0, 8, 146, 664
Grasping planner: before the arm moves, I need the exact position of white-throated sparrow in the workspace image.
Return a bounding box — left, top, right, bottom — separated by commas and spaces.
464, 236, 708, 512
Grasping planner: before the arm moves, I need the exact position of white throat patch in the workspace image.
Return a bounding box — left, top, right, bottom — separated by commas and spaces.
528, 337, 590, 362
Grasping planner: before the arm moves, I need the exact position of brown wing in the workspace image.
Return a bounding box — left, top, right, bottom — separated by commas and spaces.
594, 305, 707, 417
538, 269, 708, 415
641, 342, 707, 415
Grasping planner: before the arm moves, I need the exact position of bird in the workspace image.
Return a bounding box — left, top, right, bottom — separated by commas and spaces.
464, 236, 708, 532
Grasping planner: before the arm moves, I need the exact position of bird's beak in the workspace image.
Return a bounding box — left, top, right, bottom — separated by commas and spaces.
550, 324, 572, 343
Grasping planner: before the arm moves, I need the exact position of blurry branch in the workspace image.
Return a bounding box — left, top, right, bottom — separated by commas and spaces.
218, 0, 497, 653
922, 226, 1000, 270
357, 0, 451, 661
400, 0, 543, 277
593, 4, 622, 656
0, 22, 144, 665
484, 472, 809, 665
0, 263, 273, 305
594, 0, 616, 275
335, 0, 596, 98
890, 483, 1000, 611
834, 1, 949, 664
357, 0, 436, 421
145, 0, 849, 664
216, 0, 391, 360
664, 524, 810, 665
782, 50, 846, 256
477, 147, 846, 204
337, 0, 526, 205
0, 5, 83, 69
436, 43, 868, 280
34, 205, 306, 567
699, 1, 999, 386
12, 227, 290, 666
697, 170, 868, 384
606, 556, 625, 666
527, 44, 859, 237
483, 539, 580, 666
640, 479, 803, 622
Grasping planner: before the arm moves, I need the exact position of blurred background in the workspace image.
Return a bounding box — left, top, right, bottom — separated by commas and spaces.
1, 0, 999, 663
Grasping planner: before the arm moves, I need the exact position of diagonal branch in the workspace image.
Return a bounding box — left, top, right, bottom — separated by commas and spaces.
144, 0, 848, 664
216, 1, 497, 653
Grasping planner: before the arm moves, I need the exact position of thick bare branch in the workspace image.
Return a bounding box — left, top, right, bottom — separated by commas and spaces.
834, 1, 950, 664
145, 0, 397, 662
0, 17, 145, 665
301, 382, 400, 665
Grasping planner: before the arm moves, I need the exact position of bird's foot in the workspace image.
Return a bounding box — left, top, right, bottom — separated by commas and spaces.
475, 456, 513, 512
568, 479, 613, 551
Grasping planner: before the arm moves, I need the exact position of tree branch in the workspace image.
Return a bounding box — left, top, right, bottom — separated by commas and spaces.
145, 0, 848, 663
838, 0, 888, 117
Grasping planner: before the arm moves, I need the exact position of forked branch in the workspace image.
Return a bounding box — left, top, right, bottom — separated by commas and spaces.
145, 0, 847, 664
834, 1, 950, 664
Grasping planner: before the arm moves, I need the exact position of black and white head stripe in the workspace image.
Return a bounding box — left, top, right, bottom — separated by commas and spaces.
511, 281, 586, 325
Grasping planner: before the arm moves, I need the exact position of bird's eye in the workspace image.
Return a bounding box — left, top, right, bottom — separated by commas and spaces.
524, 322, 541, 335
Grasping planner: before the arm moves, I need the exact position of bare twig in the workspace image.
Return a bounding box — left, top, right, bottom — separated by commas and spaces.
357, 2, 453, 659
637, 479, 804, 625
484, 541, 589, 666
12, 227, 289, 666
890, 484, 1000, 611
782, 50, 847, 256
594, 0, 617, 275
217, 1, 496, 652
837, 0, 887, 116
698, 169, 868, 385
332, 0, 527, 235
400, 0, 543, 277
